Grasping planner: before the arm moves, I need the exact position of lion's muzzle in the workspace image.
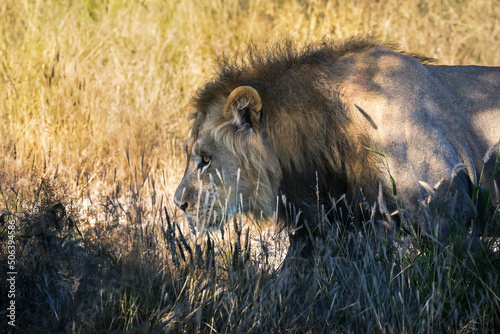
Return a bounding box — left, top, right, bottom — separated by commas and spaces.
173, 184, 190, 212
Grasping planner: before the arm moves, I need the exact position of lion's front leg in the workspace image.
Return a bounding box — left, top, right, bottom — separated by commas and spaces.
418, 168, 478, 241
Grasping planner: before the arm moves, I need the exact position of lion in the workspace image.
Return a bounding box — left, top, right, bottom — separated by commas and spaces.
174, 37, 500, 245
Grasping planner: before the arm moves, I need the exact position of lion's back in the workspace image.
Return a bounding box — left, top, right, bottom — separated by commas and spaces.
335, 47, 500, 208
429, 65, 500, 152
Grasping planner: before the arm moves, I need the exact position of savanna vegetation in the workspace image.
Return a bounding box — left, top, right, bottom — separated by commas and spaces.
1, 0, 499, 332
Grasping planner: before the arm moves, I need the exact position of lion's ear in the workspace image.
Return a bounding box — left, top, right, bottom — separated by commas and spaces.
224, 86, 262, 130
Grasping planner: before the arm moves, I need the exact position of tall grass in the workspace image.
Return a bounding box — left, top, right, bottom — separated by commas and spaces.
1, 0, 500, 197
2, 170, 499, 332
1, 0, 500, 333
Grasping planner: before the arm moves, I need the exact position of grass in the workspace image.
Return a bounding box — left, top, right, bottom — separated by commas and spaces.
1, 0, 500, 332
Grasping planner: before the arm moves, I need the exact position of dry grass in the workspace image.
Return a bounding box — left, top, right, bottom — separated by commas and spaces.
1, 0, 500, 333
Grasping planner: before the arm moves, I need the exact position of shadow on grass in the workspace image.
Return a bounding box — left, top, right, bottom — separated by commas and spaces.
1, 169, 499, 333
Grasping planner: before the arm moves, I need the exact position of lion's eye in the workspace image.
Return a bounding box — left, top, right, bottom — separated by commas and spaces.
196, 156, 211, 170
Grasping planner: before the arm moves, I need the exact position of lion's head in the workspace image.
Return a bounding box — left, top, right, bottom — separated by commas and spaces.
174, 86, 282, 226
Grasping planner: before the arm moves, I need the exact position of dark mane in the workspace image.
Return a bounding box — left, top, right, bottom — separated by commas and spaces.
192, 36, 432, 114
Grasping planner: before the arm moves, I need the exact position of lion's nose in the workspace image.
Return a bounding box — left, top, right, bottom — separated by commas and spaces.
174, 197, 188, 211
174, 185, 190, 212
178, 202, 188, 211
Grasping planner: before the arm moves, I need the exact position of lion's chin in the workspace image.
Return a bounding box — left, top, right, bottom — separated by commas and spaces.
182, 201, 251, 231
183, 210, 226, 230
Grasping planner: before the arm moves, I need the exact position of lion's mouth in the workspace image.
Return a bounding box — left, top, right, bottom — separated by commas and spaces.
182, 195, 249, 230
182, 209, 222, 229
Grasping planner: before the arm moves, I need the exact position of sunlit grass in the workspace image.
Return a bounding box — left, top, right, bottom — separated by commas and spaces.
1, 0, 500, 332
2, 0, 500, 199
